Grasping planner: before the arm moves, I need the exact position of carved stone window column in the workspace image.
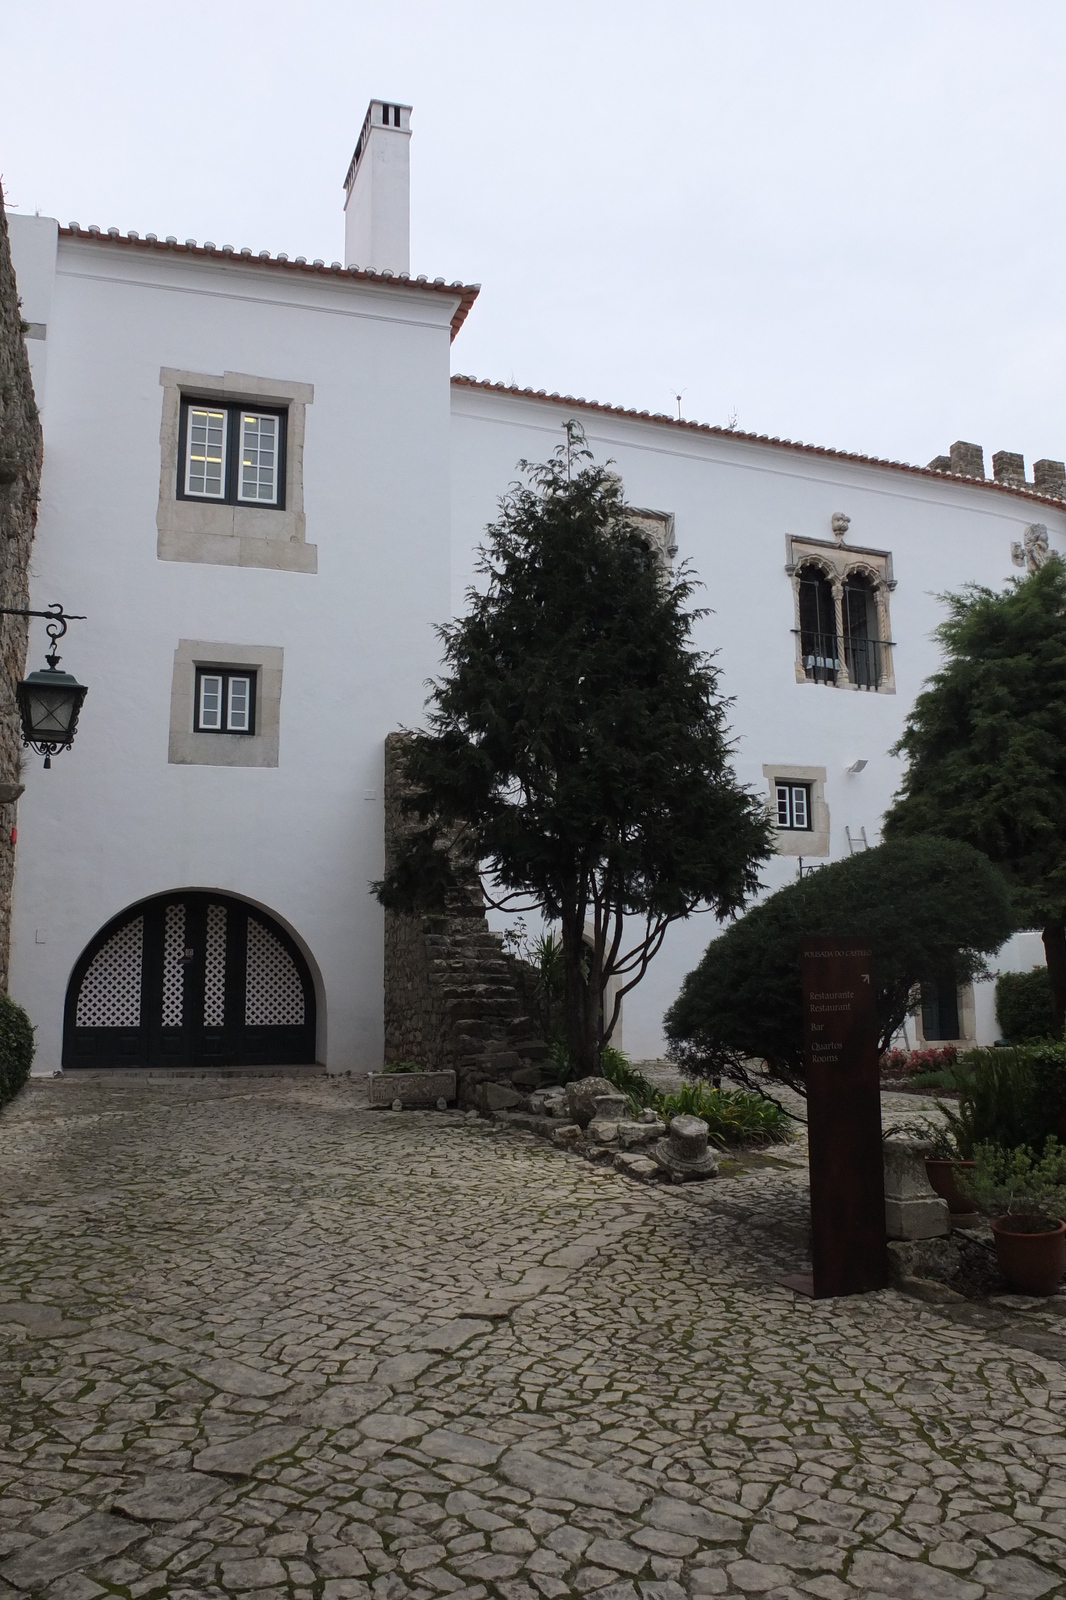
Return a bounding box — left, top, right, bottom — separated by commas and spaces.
831, 579, 849, 686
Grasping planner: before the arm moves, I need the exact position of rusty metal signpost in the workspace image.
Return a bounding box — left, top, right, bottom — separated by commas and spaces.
782, 936, 889, 1298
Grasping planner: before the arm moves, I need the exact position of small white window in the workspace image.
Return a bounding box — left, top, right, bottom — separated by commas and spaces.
195, 669, 256, 735
227, 676, 250, 732
185, 408, 227, 498
776, 782, 811, 830
238, 412, 278, 504
199, 674, 223, 730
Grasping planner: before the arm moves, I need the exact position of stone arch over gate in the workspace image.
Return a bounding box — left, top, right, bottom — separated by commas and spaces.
63, 890, 318, 1069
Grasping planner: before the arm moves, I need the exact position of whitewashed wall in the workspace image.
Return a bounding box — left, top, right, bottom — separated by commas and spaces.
6, 209, 1059, 1073
8, 219, 459, 1074
450, 384, 1066, 1055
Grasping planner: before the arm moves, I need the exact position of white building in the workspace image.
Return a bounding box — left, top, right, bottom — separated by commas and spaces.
8, 101, 1064, 1074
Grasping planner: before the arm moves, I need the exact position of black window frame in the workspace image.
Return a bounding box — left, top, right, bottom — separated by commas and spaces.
775, 781, 812, 831
177, 398, 288, 508
920, 973, 961, 1041
194, 668, 257, 736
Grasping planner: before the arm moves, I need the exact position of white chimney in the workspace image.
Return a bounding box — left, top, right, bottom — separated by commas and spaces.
343, 99, 412, 273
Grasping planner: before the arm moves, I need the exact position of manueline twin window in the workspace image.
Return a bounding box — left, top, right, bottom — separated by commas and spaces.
179, 400, 286, 507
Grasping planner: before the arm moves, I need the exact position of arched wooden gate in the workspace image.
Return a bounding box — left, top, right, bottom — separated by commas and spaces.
63, 892, 317, 1069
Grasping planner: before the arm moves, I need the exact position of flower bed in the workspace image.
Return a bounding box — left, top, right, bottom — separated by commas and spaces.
880, 1045, 958, 1093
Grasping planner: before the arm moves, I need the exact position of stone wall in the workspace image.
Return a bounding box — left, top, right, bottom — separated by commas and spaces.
382, 732, 547, 1107
0, 187, 41, 992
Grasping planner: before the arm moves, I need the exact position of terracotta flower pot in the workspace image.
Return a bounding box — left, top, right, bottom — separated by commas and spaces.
991, 1216, 1066, 1296
925, 1158, 976, 1215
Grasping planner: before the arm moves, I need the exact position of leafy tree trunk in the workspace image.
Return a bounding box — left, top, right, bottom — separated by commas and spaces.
1042, 922, 1066, 1038
561, 913, 599, 1077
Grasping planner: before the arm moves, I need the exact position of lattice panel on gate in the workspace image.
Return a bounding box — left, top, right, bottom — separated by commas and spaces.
245, 916, 305, 1026
75, 916, 144, 1028
204, 904, 227, 1026
161, 903, 185, 1027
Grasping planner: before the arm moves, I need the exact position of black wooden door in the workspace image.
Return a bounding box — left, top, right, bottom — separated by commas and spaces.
64, 893, 316, 1069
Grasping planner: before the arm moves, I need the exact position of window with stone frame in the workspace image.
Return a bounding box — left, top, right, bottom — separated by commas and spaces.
179, 400, 285, 508
787, 531, 895, 694
157, 368, 316, 574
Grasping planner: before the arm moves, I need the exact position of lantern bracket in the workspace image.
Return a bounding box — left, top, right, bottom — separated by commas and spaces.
0, 603, 86, 668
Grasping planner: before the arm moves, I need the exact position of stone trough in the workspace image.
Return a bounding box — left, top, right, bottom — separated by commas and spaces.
367, 1069, 457, 1108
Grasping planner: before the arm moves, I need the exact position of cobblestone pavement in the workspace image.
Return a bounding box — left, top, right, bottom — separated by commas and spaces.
3, 1079, 1066, 1600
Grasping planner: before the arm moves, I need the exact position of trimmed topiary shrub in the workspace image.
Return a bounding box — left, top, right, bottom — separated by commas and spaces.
0, 994, 34, 1109
996, 967, 1057, 1044
665, 837, 1013, 1094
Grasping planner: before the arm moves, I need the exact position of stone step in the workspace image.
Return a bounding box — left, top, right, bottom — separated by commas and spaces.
439, 982, 518, 1000
456, 1051, 521, 1073
510, 1039, 550, 1062
443, 999, 522, 1019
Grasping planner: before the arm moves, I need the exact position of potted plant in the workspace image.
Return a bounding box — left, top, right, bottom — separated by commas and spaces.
919, 1122, 976, 1218
958, 1140, 1066, 1296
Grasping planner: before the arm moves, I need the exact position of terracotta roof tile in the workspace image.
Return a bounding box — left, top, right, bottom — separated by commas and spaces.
60, 225, 479, 341
450, 375, 1064, 509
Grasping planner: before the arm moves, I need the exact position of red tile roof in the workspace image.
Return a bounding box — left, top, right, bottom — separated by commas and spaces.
451, 375, 1065, 509
60, 225, 479, 341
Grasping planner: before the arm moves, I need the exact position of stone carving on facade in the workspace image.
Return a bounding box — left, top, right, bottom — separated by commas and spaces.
830, 512, 850, 540
1011, 522, 1051, 573
627, 508, 676, 564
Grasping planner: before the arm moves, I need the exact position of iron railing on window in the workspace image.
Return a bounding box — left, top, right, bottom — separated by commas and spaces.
799, 630, 842, 685
844, 635, 889, 690
797, 631, 890, 689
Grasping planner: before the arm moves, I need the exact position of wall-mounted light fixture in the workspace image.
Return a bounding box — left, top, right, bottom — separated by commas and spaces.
846, 758, 868, 774
0, 603, 87, 768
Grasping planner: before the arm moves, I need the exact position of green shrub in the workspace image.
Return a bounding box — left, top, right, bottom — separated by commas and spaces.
382, 1060, 428, 1074
939, 1042, 1066, 1157
665, 837, 1013, 1093
0, 995, 34, 1109
541, 1043, 663, 1109
908, 1069, 958, 1092
957, 1139, 1066, 1231
996, 967, 1057, 1044
658, 1082, 793, 1147
598, 1047, 661, 1115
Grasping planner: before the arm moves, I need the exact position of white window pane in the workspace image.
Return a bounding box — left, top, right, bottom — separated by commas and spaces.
775, 785, 790, 827
199, 675, 222, 729
186, 408, 227, 497
792, 787, 808, 829
227, 676, 250, 732
238, 412, 278, 503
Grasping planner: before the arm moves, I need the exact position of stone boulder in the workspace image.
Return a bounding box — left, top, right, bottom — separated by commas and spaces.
477, 1081, 523, 1113
618, 1119, 665, 1149
565, 1076, 615, 1129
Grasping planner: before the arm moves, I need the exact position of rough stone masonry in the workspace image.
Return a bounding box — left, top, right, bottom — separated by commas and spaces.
382, 733, 548, 1107
0, 184, 40, 992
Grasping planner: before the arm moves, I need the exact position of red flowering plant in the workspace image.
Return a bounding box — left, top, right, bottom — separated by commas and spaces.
880, 1045, 958, 1079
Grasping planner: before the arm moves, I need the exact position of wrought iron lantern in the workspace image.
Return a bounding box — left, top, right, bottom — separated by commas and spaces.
3, 603, 87, 768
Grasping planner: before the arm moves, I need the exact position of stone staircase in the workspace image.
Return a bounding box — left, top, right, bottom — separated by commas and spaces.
382, 734, 549, 1108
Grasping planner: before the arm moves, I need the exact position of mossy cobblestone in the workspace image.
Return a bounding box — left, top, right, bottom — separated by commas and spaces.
1, 1079, 1066, 1599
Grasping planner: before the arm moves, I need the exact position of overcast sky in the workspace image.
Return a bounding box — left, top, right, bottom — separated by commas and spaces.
4, 1, 1064, 471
